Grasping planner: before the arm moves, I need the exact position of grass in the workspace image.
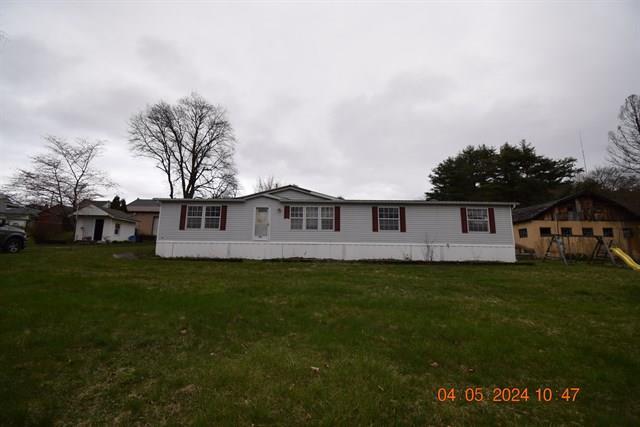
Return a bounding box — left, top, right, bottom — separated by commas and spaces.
0, 243, 638, 426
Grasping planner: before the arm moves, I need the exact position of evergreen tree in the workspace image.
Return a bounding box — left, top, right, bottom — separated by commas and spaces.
426, 141, 581, 206
110, 196, 121, 210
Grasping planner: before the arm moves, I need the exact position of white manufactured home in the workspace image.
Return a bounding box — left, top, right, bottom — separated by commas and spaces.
155, 185, 516, 262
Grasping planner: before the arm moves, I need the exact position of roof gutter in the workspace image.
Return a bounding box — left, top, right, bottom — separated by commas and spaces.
154, 197, 517, 207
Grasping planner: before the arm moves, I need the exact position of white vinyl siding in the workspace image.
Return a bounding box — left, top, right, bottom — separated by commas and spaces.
157, 197, 515, 246
272, 189, 331, 201
467, 207, 489, 233
74, 216, 135, 242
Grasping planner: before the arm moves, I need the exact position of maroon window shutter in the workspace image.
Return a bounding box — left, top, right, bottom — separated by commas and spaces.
220, 205, 227, 230
179, 205, 187, 230
284, 206, 290, 219
334, 206, 340, 231
488, 207, 496, 234
372, 206, 378, 232
460, 207, 468, 233
400, 207, 406, 232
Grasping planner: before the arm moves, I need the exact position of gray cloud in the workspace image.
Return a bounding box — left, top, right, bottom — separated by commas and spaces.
1, 2, 639, 201
0, 36, 77, 88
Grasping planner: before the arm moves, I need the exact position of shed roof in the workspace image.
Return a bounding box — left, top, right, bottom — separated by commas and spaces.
73, 204, 137, 223
100, 207, 137, 222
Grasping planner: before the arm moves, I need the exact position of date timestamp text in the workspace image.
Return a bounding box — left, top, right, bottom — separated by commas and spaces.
435, 387, 580, 403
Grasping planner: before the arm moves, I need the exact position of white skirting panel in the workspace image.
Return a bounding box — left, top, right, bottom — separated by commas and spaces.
156, 241, 516, 263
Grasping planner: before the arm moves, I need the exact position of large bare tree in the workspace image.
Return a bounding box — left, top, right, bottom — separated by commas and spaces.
9, 136, 113, 209
608, 94, 640, 174
129, 93, 239, 199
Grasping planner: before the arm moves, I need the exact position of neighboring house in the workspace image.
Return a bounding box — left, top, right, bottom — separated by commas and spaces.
513, 191, 640, 259
0, 194, 39, 229
155, 185, 516, 262
127, 198, 161, 237
32, 204, 75, 242
72, 202, 137, 242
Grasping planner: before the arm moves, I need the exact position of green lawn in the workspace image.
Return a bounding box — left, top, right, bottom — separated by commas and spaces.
1, 244, 638, 426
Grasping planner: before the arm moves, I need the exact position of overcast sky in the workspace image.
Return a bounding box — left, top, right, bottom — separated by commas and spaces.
1, 1, 639, 201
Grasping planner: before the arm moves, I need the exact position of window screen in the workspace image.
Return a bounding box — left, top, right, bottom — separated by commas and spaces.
204, 206, 221, 229
290, 207, 303, 230
378, 207, 399, 231
321, 207, 334, 230
186, 206, 203, 229
305, 207, 318, 230
467, 208, 489, 232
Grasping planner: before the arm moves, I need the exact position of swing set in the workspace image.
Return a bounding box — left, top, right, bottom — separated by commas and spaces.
542, 234, 617, 266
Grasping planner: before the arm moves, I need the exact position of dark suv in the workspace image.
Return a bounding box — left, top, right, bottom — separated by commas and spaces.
0, 219, 27, 253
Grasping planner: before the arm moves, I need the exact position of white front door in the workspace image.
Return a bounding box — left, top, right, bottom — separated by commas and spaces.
253, 207, 270, 240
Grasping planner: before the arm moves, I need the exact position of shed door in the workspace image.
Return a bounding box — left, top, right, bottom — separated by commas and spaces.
93, 219, 104, 241
253, 207, 270, 240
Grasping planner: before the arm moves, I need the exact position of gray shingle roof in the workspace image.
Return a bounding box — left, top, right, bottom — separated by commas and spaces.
128, 198, 160, 206
512, 191, 640, 223
98, 207, 137, 223
512, 201, 557, 223
127, 198, 160, 212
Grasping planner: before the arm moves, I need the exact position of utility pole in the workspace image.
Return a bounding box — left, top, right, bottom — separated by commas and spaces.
579, 132, 588, 173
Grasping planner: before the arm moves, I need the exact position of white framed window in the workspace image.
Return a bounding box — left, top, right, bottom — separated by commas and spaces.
290, 206, 303, 230
305, 207, 318, 230
204, 206, 221, 229
378, 207, 400, 231
321, 207, 334, 230
467, 207, 489, 232
186, 206, 203, 229
185, 205, 223, 229
290, 206, 334, 231
114, 223, 120, 235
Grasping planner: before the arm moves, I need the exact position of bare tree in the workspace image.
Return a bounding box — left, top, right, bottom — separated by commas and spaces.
575, 166, 640, 193
608, 94, 640, 174
254, 176, 282, 192
129, 92, 239, 199
8, 136, 114, 209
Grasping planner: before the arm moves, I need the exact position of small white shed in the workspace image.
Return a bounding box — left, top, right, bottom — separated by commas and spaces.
72, 203, 137, 242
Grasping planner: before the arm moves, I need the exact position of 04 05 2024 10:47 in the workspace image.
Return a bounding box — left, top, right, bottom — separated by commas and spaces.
435, 387, 580, 403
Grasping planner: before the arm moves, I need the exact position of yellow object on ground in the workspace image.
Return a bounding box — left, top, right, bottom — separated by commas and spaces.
611, 247, 640, 271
